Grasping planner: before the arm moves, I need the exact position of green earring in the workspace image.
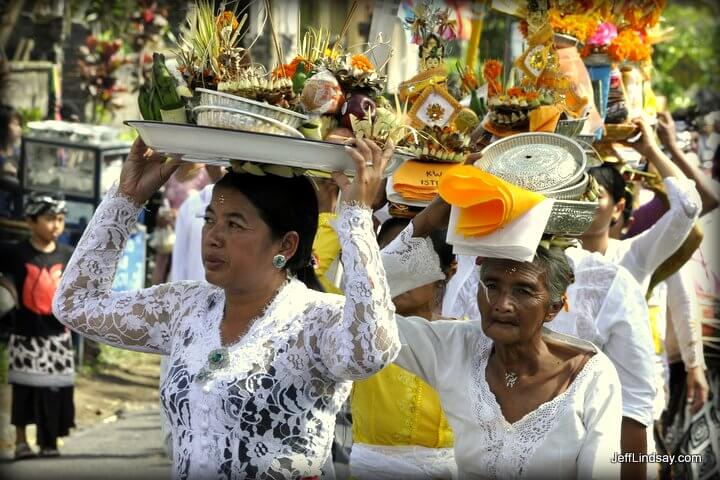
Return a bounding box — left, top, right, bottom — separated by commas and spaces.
272, 254, 287, 269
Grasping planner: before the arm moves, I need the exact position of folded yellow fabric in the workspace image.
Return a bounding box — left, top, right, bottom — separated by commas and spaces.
393, 160, 457, 201
439, 165, 546, 236
529, 104, 563, 132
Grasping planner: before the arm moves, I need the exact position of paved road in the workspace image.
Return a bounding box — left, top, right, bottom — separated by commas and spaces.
0, 407, 171, 480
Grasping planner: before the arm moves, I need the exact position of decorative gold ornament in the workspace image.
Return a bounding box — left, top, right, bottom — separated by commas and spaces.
426, 103, 446, 121
408, 84, 462, 128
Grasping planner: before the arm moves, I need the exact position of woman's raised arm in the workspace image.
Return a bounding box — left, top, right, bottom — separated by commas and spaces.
53, 139, 193, 354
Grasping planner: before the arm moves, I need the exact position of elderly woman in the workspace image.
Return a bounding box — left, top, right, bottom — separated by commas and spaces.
52, 137, 399, 478
391, 209, 623, 478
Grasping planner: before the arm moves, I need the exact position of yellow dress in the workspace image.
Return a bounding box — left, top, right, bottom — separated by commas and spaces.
312, 213, 342, 295
351, 363, 454, 448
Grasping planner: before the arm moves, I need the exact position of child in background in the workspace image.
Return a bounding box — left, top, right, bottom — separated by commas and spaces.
0, 193, 75, 459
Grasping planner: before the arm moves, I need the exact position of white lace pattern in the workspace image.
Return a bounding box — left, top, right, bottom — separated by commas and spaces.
53, 186, 399, 479
548, 248, 615, 345
469, 337, 601, 479
380, 221, 445, 298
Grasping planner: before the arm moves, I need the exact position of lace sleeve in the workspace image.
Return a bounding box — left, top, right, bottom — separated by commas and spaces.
380, 221, 445, 298
52, 185, 193, 354
306, 204, 400, 381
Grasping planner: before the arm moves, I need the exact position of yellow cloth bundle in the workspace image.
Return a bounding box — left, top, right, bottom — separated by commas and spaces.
529, 104, 563, 132
392, 161, 457, 201
438, 165, 546, 236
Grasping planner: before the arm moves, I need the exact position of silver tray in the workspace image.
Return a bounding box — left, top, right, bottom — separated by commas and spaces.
545, 199, 598, 236
555, 115, 588, 138
125, 120, 410, 178
193, 106, 303, 138
196, 88, 308, 128
476, 133, 587, 192
542, 172, 589, 200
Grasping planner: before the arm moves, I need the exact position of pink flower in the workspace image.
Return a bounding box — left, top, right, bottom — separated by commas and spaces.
440, 25, 456, 41
411, 32, 423, 45
587, 22, 617, 47
143, 9, 154, 24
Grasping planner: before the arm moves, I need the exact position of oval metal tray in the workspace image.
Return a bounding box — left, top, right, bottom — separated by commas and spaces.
476, 133, 587, 192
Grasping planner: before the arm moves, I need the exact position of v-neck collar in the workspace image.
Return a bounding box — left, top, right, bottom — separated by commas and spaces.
473, 331, 599, 428
211, 279, 298, 351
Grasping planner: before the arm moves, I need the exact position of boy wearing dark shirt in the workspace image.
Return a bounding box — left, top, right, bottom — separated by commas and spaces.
1, 193, 75, 459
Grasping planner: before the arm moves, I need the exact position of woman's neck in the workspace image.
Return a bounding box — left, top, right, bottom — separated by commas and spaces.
493, 335, 549, 376
222, 274, 288, 332
413, 305, 434, 321
29, 235, 55, 253
579, 231, 609, 255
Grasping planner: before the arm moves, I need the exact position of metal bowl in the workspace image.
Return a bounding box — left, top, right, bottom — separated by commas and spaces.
545, 199, 599, 236
193, 106, 303, 138
196, 88, 308, 128
576, 134, 596, 144
555, 115, 588, 138
554, 33, 583, 49
476, 132, 587, 192
542, 172, 589, 200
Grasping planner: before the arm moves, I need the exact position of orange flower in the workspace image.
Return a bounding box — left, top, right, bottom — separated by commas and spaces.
272, 55, 305, 79
216, 11, 239, 31
608, 29, 651, 63
350, 54, 374, 73
525, 91, 539, 101
548, 9, 599, 43
463, 71, 478, 91
483, 60, 502, 81
507, 87, 524, 97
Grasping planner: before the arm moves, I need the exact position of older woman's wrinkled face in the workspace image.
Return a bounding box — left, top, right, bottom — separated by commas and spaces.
478, 259, 552, 345
201, 185, 285, 293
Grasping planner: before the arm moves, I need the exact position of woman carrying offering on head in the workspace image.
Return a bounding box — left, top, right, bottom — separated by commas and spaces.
387, 178, 624, 478
394, 241, 622, 478
52, 136, 400, 479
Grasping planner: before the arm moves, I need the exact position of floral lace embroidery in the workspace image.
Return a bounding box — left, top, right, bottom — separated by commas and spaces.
469, 338, 601, 479
53, 185, 399, 479
548, 249, 616, 345
380, 221, 445, 298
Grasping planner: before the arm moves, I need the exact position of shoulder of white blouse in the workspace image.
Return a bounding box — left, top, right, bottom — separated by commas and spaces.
570, 248, 620, 289
587, 350, 622, 388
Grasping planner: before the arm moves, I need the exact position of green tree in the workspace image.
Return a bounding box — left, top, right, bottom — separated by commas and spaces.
652, 3, 720, 111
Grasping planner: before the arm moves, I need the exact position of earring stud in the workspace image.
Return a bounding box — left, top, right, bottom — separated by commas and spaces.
272, 254, 287, 269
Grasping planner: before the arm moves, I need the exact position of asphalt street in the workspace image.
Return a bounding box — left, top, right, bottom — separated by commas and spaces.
0, 407, 171, 480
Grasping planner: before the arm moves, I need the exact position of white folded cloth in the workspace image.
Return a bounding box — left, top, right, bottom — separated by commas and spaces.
446, 198, 556, 262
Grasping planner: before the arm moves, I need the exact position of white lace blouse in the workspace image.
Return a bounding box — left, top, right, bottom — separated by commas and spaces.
395, 319, 622, 479
443, 249, 656, 428
52, 186, 399, 479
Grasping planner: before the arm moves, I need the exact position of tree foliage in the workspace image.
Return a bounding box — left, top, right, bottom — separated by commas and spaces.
652, 3, 720, 112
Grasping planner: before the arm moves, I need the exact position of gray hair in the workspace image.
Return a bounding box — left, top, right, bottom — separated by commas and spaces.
479, 246, 574, 306
531, 246, 574, 305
